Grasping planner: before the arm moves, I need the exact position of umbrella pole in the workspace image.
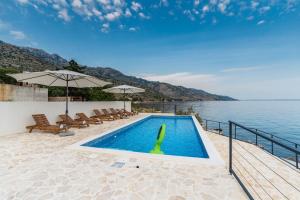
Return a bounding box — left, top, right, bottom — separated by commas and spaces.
66, 79, 69, 115
65, 76, 69, 130
123, 89, 126, 111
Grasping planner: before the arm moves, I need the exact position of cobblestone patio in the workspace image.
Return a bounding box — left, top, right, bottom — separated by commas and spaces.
0, 114, 247, 200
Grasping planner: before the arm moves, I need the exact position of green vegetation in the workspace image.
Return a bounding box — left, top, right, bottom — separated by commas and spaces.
48, 60, 115, 101
0, 66, 20, 84
63, 59, 86, 73
176, 106, 203, 123
0, 60, 115, 101
86, 88, 115, 101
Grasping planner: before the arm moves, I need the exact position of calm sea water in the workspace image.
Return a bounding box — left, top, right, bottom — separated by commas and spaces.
138, 101, 300, 144
179, 101, 300, 144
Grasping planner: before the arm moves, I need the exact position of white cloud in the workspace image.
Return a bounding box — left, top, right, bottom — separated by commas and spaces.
217, 0, 231, 14
113, 0, 123, 7
260, 6, 271, 14
128, 27, 137, 32
247, 16, 254, 21
11, 0, 299, 31
131, 1, 142, 12
119, 24, 125, 29
72, 0, 82, 8
58, 9, 71, 21
218, 3, 227, 13
143, 72, 219, 91
101, 23, 109, 33
9, 30, 26, 40
125, 8, 132, 17
53, 4, 61, 10
17, 0, 29, 4
251, 1, 259, 9
92, 8, 102, 16
97, 0, 109, 5
203, 5, 209, 12
183, 10, 195, 21
257, 20, 265, 25
138, 12, 150, 19
160, 0, 168, 7
221, 67, 261, 73
105, 11, 121, 21
55, 0, 68, 6
0, 20, 9, 30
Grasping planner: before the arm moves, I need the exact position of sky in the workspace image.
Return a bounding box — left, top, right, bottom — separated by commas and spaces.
0, 0, 300, 100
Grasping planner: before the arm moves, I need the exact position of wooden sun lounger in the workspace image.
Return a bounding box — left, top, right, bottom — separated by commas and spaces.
102, 109, 120, 120
119, 109, 135, 116
57, 114, 89, 128
110, 108, 128, 118
26, 114, 66, 134
76, 113, 103, 125
116, 109, 131, 116
92, 109, 115, 121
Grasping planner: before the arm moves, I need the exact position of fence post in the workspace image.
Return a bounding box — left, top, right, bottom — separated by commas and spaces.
255, 135, 258, 145
205, 120, 208, 131
271, 135, 274, 154
218, 122, 221, 134
229, 121, 233, 174
174, 104, 177, 115
234, 125, 236, 139
296, 153, 299, 169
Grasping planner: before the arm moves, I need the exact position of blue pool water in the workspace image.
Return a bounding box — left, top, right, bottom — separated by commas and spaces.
82, 116, 209, 158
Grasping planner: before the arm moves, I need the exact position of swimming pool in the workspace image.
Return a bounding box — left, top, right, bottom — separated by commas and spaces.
82, 116, 209, 158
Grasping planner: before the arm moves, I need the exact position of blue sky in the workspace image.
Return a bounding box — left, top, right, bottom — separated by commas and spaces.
0, 0, 300, 99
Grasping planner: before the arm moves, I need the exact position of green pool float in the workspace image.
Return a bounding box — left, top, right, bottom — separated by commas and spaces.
150, 124, 166, 154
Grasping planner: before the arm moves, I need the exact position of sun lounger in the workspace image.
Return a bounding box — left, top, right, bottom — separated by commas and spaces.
110, 108, 128, 118
57, 114, 89, 128
102, 109, 120, 120
119, 109, 135, 116
76, 113, 103, 125
92, 109, 115, 121
26, 114, 66, 134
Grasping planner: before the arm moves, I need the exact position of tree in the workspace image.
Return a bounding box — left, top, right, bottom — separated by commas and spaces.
0, 66, 20, 84
48, 87, 65, 97
86, 88, 115, 101
48, 60, 114, 101
61, 59, 87, 98
63, 59, 86, 73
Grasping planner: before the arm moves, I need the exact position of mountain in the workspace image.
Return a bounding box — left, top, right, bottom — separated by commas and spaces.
0, 40, 67, 71
0, 40, 235, 101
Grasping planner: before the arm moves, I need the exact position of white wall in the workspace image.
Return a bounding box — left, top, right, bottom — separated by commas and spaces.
0, 84, 48, 101
0, 101, 131, 135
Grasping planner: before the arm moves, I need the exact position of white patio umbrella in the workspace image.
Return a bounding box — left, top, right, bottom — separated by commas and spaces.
8, 70, 111, 117
103, 85, 145, 110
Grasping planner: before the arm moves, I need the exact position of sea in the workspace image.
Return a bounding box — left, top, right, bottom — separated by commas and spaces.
138, 100, 300, 145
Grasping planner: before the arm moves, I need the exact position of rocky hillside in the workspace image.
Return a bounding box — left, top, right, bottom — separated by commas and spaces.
0, 40, 235, 101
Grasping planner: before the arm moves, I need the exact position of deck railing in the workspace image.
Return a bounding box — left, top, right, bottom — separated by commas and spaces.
203, 119, 300, 200
203, 119, 300, 168
229, 121, 300, 199
228, 121, 300, 168
202, 119, 300, 199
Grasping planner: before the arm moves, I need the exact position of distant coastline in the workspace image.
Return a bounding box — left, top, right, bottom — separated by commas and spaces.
241, 99, 300, 101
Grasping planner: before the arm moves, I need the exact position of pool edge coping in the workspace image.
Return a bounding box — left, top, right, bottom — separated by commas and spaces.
68, 114, 224, 166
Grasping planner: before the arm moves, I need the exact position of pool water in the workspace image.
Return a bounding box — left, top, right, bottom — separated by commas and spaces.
82, 116, 209, 158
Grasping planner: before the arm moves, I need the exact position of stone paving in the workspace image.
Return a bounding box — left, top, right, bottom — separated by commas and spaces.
0, 114, 247, 200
